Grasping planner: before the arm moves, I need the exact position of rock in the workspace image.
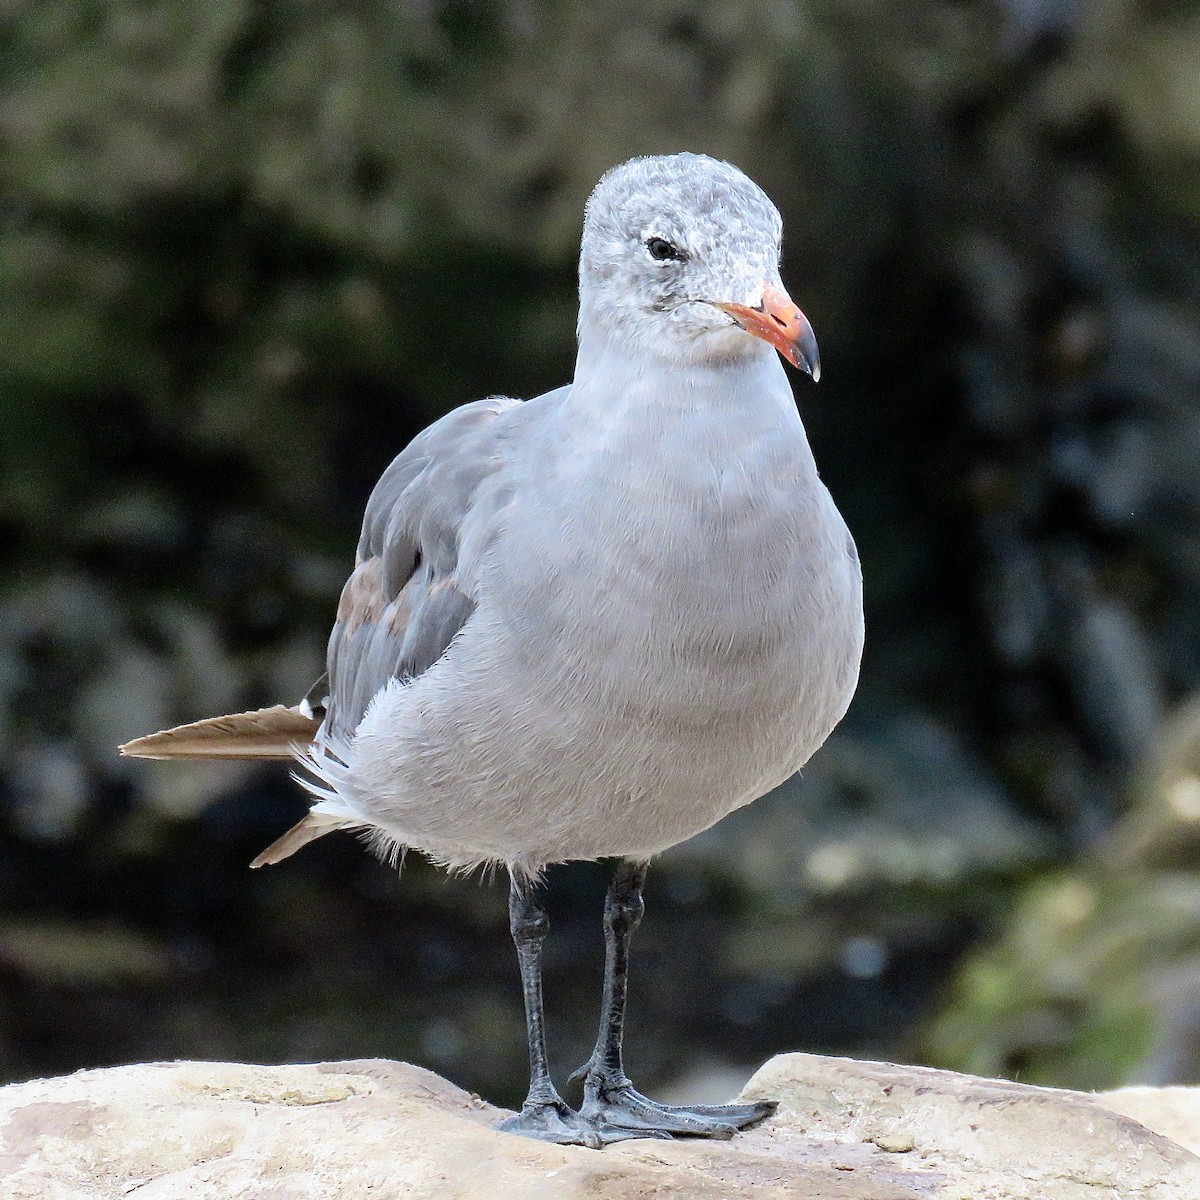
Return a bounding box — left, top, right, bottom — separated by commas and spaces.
2, 1053, 1198, 1199
1103, 1085, 1200, 1158
870, 1131, 915, 1153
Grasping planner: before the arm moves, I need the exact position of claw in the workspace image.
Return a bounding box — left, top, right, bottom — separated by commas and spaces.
567, 1056, 597, 1086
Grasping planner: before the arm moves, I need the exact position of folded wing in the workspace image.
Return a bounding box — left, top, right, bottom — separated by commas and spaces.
120, 395, 522, 765
323, 395, 520, 738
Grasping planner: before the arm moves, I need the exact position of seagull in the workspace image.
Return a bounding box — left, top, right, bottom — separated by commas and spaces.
121, 152, 864, 1147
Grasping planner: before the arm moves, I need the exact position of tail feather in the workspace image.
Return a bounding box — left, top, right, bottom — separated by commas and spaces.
250, 811, 355, 868
121, 703, 363, 868
118, 705, 321, 761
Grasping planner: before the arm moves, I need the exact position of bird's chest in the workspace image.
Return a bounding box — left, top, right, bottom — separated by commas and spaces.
511, 420, 853, 727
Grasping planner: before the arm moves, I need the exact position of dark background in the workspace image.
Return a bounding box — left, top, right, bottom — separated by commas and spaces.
3, 0, 1200, 1106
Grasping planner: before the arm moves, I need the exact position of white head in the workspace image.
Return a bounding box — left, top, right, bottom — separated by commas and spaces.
577, 153, 819, 378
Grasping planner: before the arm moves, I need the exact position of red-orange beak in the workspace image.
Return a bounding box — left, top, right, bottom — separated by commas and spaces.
714, 284, 821, 380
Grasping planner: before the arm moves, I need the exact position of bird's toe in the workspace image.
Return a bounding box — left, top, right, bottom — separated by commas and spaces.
581, 1080, 776, 1140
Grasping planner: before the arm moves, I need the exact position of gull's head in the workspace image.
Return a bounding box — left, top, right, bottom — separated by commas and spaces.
578, 153, 819, 379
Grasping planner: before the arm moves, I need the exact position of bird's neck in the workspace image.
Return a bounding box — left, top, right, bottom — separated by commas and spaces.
571, 329, 792, 419
558, 330, 817, 494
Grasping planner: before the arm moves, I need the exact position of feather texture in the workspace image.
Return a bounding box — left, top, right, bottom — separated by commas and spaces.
118, 705, 320, 761
249, 810, 356, 867
322, 393, 522, 739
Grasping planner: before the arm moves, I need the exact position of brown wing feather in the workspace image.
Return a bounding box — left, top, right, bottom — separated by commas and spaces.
118, 705, 320, 760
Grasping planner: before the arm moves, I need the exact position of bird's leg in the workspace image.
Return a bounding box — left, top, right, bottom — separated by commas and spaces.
570, 858, 648, 1091
572, 858, 776, 1140
495, 874, 596, 1145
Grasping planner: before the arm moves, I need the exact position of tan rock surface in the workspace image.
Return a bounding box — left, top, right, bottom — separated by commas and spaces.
1100, 1084, 1200, 1158
1, 1053, 1198, 1199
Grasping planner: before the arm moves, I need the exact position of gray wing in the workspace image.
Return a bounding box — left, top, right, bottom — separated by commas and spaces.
323, 396, 522, 740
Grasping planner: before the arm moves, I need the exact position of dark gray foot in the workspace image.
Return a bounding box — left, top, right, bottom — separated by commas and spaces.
579, 1070, 777, 1140
495, 1097, 665, 1148
496, 1097, 596, 1146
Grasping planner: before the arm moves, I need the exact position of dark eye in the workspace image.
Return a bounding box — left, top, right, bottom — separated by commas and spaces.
646, 236, 683, 262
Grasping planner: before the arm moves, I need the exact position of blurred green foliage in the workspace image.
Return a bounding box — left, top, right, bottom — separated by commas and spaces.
3, 0, 1200, 1098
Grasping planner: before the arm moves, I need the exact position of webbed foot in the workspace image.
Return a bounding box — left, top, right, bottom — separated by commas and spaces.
495, 1095, 668, 1148
577, 1065, 776, 1140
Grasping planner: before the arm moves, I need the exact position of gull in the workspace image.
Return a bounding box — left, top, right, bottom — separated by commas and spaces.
121, 152, 864, 1147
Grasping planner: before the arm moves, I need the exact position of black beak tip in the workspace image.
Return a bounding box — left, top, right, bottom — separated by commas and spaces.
796, 331, 821, 383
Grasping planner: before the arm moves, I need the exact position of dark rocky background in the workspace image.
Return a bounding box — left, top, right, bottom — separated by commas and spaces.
3, 0, 1200, 1105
